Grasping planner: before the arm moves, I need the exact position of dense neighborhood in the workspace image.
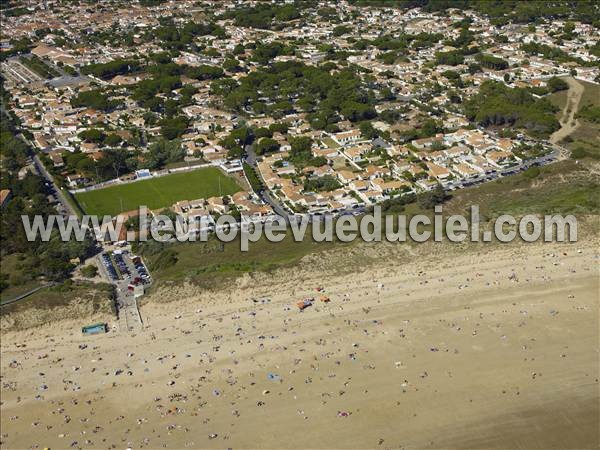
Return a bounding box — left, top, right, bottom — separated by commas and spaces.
0, 0, 598, 294
2, 1, 599, 223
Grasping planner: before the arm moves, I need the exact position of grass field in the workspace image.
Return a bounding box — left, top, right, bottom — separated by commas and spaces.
140, 234, 340, 286
578, 80, 600, 108
74, 167, 243, 217
548, 86, 569, 112
568, 80, 600, 147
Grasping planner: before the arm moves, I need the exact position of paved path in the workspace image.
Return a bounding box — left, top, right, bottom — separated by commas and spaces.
0, 283, 57, 307
116, 286, 143, 333
550, 77, 585, 146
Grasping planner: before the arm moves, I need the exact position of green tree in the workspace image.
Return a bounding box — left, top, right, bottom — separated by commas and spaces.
547, 77, 568, 92
417, 184, 447, 209
160, 116, 189, 140
104, 134, 123, 147
145, 139, 184, 169
71, 90, 120, 111
255, 137, 280, 155
79, 128, 106, 143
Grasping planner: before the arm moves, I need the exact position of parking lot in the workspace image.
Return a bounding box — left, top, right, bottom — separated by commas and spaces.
99, 252, 118, 281
98, 250, 151, 286
127, 253, 152, 286
97, 249, 151, 332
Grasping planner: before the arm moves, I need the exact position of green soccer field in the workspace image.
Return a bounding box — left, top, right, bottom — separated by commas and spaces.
74, 167, 243, 217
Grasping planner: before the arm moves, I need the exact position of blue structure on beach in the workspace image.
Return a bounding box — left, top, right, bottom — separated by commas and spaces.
81, 323, 107, 335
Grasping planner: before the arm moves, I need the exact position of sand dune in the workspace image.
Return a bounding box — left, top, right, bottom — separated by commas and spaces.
1, 241, 598, 449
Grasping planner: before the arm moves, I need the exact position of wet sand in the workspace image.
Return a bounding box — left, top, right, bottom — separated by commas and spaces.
1, 242, 598, 449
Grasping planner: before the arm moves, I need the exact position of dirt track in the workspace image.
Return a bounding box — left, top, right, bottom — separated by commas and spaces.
550, 77, 585, 144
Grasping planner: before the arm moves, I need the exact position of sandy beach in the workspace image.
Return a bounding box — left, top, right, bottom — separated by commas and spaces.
1, 240, 599, 449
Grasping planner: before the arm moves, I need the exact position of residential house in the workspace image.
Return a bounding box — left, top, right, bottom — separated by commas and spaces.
332, 129, 361, 145
426, 162, 451, 180
486, 150, 515, 166
453, 163, 479, 178
343, 144, 369, 162
337, 169, 360, 184
412, 134, 444, 149
66, 173, 87, 187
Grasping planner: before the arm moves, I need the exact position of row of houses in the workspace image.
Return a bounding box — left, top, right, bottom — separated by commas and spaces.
254, 125, 524, 213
